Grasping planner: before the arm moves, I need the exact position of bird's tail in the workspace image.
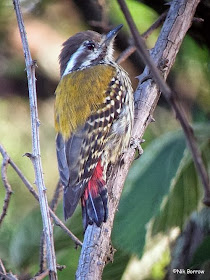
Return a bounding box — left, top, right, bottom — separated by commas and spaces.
81, 160, 108, 229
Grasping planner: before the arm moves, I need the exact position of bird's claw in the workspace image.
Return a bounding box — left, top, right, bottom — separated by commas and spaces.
130, 137, 144, 160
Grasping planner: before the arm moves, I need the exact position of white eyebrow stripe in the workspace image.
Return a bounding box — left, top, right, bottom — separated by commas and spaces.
61, 38, 113, 77
62, 45, 85, 77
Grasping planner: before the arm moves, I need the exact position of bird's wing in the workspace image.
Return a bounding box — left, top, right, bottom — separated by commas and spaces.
56, 112, 108, 219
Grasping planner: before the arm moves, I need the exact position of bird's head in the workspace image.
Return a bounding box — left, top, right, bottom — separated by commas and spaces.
59, 24, 123, 77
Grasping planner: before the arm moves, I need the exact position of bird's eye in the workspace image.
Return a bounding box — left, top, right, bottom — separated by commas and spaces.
85, 41, 95, 51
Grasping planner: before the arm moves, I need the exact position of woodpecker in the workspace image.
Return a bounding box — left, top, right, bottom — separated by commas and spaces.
55, 24, 134, 229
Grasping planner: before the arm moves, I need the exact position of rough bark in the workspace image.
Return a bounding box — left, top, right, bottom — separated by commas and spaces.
76, 0, 201, 279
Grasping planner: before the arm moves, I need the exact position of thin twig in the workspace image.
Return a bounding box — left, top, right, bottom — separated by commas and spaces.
39, 181, 63, 273
117, 0, 210, 204
193, 17, 204, 23
0, 272, 18, 280
0, 259, 18, 280
50, 210, 82, 247
33, 265, 66, 280
116, 45, 136, 64
0, 143, 82, 247
142, 10, 168, 40
33, 269, 49, 280
13, 0, 57, 278
116, 10, 168, 64
0, 147, 13, 225
0, 259, 7, 275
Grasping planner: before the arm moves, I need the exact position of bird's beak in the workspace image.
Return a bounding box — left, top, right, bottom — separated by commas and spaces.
103, 24, 123, 46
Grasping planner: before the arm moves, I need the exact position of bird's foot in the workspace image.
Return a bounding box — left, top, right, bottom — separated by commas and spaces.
130, 137, 145, 159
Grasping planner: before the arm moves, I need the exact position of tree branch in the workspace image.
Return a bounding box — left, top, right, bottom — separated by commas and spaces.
12, 1, 57, 278
76, 0, 204, 279
118, 0, 210, 203
0, 259, 18, 280
0, 147, 13, 225
116, 10, 168, 64
33, 265, 66, 280
39, 181, 63, 274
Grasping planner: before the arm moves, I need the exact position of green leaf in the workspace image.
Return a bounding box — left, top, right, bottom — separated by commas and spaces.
9, 209, 43, 269
112, 131, 186, 257
0, 221, 15, 261
151, 139, 210, 236
55, 247, 81, 280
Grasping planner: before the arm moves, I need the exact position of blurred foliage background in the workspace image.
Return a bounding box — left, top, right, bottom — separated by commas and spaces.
0, 0, 210, 279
